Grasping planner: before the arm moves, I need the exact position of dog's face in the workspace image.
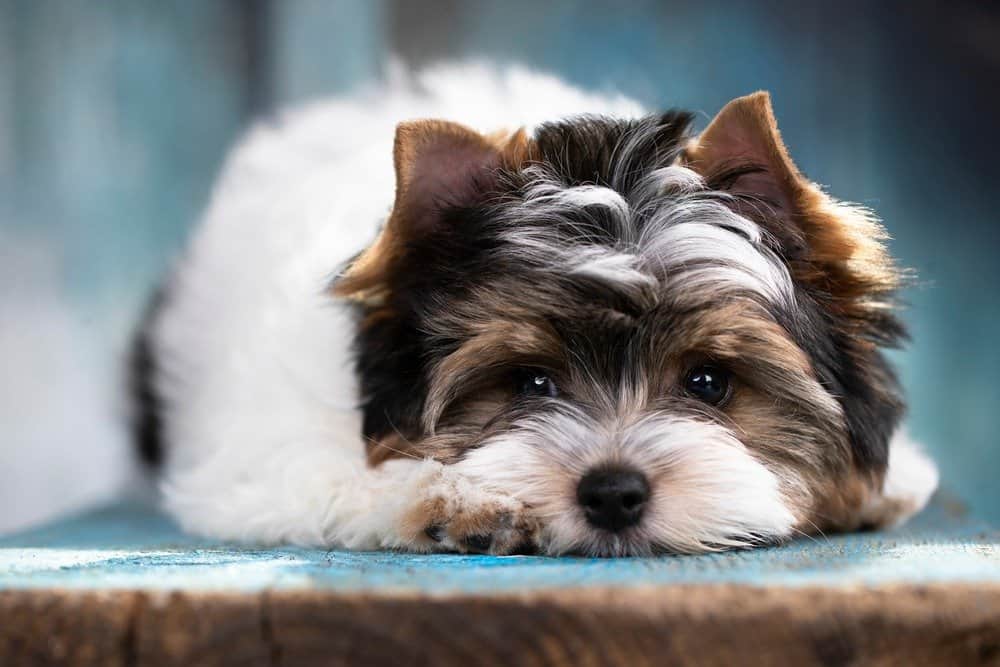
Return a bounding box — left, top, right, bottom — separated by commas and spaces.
337, 93, 906, 556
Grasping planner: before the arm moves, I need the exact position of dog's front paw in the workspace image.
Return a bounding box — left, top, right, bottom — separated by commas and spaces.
403, 473, 538, 555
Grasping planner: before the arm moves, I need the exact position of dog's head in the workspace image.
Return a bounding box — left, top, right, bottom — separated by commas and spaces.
335, 93, 909, 556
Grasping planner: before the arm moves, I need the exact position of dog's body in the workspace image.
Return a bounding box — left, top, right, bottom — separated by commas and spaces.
136, 66, 938, 556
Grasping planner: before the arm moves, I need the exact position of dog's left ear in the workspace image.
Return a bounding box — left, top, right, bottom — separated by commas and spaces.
684, 92, 899, 307
336, 120, 530, 300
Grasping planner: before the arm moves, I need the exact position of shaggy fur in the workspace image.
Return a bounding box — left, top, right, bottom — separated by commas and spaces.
135, 65, 937, 556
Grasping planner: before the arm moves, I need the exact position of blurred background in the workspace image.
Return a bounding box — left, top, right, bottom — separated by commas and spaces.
1, 0, 998, 533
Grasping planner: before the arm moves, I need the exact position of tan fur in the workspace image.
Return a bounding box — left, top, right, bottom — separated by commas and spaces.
664, 303, 861, 527
684, 91, 902, 319
804, 471, 881, 533
334, 121, 491, 301
398, 468, 539, 554
335, 121, 535, 302
365, 433, 421, 467
423, 320, 564, 431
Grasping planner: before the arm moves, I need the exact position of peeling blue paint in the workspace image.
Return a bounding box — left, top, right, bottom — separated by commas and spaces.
0, 502, 997, 593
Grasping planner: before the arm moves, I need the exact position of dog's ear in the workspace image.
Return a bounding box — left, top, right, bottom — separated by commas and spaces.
685, 92, 899, 307
392, 120, 503, 234
685, 91, 800, 221
336, 120, 529, 299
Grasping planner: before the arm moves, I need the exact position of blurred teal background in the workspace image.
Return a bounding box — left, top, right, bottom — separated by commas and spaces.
1, 0, 997, 530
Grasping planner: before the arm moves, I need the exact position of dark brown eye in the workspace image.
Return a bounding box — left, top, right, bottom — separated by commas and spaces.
514, 368, 558, 398
683, 365, 732, 406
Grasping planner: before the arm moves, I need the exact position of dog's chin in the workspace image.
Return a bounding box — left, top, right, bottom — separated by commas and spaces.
536, 518, 791, 558
541, 528, 670, 558
541, 528, 788, 558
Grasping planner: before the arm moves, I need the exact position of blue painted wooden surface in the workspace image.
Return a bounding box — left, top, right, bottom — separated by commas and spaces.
0, 502, 996, 593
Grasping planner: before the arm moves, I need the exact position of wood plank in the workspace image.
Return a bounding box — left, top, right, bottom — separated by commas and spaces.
1, 585, 998, 666
264, 585, 1000, 666
0, 590, 138, 667
0, 504, 997, 664
135, 592, 270, 667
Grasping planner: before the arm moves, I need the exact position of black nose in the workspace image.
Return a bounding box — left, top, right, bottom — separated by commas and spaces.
576, 467, 649, 532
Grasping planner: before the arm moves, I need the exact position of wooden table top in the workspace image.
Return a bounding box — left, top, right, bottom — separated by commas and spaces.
1, 500, 998, 666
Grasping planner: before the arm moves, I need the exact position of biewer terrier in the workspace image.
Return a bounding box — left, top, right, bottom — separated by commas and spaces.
133, 67, 938, 556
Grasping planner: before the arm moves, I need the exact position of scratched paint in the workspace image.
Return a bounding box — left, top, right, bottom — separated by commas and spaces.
0, 502, 996, 593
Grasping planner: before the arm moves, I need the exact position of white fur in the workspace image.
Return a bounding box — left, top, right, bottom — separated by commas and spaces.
153, 64, 644, 548
552, 184, 632, 221
455, 408, 796, 555
862, 429, 939, 528
500, 165, 795, 308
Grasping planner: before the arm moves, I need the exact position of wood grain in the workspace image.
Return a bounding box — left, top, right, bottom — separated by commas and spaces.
2, 584, 998, 666
135, 592, 270, 667
0, 590, 137, 667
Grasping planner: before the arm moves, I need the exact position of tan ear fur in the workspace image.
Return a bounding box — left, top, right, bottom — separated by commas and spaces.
686, 91, 801, 213
335, 121, 532, 302
686, 92, 901, 317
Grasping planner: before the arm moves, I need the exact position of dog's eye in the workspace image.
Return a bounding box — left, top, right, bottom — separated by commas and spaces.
514, 368, 558, 398
683, 365, 732, 406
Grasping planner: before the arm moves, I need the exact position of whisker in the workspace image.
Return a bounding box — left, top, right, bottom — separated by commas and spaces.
791, 518, 831, 546
364, 413, 423, 461
366, 437, 421, 461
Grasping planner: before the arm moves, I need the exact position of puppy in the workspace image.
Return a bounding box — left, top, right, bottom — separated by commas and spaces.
133, 66, 938, 556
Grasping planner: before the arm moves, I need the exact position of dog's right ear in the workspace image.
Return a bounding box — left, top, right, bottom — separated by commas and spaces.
335, 120, 529, 300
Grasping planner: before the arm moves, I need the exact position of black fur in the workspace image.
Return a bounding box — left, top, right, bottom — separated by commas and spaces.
355, 309, 430, 443
529, 111, 694, 191
785, 288, 905, 470
129, 291, 165, 468
349, 109, 906, 476
353, 113, 697, 445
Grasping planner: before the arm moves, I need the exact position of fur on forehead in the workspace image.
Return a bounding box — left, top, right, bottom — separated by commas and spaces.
338, 96, 904, 317
334, 93, 907, 477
